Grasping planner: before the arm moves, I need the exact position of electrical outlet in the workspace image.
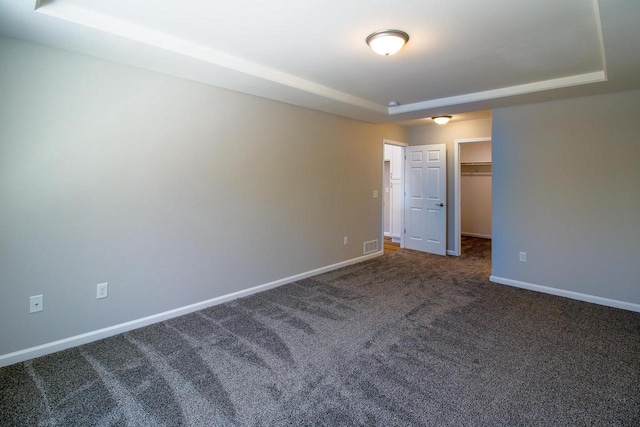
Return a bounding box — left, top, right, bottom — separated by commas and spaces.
519, 252, 527, 262
97, 282, 108, 299
343, 236, 349, 246
30, 295, 43, 313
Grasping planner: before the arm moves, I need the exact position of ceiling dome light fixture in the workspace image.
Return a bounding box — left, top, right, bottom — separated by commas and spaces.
432, 115, 452, 125
366, 29, 409, 56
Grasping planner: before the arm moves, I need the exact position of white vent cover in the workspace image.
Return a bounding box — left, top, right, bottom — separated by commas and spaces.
363, 239, 379, 254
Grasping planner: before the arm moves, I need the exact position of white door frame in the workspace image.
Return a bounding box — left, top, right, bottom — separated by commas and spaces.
382, 139, 408, 249
453, 137, 492, 256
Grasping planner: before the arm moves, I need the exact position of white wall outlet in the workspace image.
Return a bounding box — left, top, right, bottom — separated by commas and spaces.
30, 295, 43, 313
519, 252, 527, 262
97, 282, 108, 299
343, 236, 349, 246
373, 190, 379, 198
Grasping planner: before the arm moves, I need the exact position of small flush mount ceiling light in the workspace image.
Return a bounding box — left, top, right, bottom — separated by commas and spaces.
388, 101, 400, 107
432, 115, 452, 125
366, 29, 409, 56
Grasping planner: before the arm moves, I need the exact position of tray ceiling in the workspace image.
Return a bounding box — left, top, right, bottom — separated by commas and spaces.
1, 0, 639, 123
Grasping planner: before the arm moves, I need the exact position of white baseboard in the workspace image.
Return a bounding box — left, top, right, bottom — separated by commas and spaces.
447, 250, 457, 256
0, 251, 384, 368
490, 275, 640, 313
462, 232, 492, 239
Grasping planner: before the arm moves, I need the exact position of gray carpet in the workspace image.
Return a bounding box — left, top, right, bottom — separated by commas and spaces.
2, 237, 639, 426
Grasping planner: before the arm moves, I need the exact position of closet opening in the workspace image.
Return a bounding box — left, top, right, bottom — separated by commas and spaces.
453, 138, 492, 256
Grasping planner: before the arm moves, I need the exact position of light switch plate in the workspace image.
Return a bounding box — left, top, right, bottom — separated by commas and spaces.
30, 295, 43, 313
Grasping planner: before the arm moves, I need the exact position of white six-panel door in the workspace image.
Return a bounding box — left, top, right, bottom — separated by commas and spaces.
404, 144, 447, 255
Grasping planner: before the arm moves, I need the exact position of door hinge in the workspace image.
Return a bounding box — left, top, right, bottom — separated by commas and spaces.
404, 228, 406, 233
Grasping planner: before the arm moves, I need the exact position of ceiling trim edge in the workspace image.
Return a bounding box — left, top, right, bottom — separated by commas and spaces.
35, 1, 387, 114
591, 0, 608, 79
387, 71, 607, 115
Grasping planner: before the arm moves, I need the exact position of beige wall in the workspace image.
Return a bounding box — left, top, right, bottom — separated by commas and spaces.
0, 37, 406, 356
460, 140, 492, 163
492, 89, 640, 306
408, 118, 492, 251
460, 175, 492, 238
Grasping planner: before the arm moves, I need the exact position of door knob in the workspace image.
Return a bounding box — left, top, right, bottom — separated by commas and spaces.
436, 203, 444, 207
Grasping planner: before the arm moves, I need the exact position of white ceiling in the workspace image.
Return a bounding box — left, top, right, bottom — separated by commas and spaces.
1, 0, 639, 124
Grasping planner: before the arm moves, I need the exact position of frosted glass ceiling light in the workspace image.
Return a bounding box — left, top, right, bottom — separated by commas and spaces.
432, 115, 452, 125
366, 30, 409, 56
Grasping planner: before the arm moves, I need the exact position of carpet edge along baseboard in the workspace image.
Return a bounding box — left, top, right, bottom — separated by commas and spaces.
490, 275, 640, 313
0, 250, 384, 367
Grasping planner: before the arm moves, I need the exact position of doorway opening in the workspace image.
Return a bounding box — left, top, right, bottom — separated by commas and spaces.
382, 139, 407, 252
381, 140, 448, 256
453, 137, 492, 256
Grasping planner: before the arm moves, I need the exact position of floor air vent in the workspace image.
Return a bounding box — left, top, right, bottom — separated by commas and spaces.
363, 239, 379, 254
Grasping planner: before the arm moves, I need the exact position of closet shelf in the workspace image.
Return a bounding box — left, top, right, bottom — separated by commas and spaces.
461, 172, 492, 176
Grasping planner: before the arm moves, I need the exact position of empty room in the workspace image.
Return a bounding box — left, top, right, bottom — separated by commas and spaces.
1, 0, 639, 425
